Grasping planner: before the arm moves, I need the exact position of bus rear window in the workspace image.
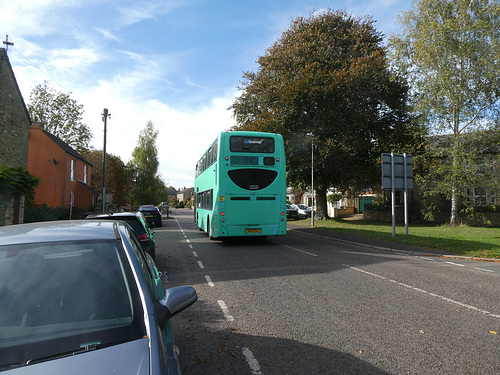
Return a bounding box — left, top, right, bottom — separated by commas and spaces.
230, 136, 274, 153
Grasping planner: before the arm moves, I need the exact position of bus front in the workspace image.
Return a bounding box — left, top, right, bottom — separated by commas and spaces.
214, 132, 287, 237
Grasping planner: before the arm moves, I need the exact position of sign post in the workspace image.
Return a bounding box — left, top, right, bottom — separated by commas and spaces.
382, 153, 413, 236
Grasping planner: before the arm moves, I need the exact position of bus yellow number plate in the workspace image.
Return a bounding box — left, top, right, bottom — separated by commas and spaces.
246, 228, 261, 233
219, 196, 225, 201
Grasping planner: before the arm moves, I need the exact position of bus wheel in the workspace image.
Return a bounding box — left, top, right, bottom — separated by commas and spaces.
207, 218, 214, 240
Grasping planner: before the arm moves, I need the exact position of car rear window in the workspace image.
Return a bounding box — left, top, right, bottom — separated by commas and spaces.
121, 218, 146, 234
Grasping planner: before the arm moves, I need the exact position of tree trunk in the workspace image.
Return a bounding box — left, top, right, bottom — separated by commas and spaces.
315, 186, 330, 220
449, 130, 459, 226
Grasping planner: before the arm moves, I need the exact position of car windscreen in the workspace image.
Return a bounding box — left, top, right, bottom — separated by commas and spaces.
0, 240, 145, 369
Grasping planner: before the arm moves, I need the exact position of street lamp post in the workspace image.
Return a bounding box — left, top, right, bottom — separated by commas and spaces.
306, 133, 314, 226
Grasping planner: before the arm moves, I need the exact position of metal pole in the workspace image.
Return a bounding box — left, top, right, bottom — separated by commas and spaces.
404, 153, 408, 235
391, 152, 395, 237
102, 108, 109, 213
311, 137, 314, 226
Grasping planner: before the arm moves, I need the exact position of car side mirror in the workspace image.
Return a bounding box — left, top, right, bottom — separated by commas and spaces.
156, 286, 197, 329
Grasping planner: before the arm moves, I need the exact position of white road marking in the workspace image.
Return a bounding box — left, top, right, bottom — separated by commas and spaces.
205, 275, 215, 287
278, 243, 318, 257
242, 347, 263, 375
475, 267, 495, 273
189, 244, 193, 249
192, 251, 198, 257
217, 300, 235, 321
416, 256, 434, 261
197, 261, 204, 269
444, 261, 464, 267
346, 265, 500, 319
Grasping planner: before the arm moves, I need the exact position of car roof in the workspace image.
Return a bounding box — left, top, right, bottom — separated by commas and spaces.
0, 220, 124, 246
88, 212, 139, 219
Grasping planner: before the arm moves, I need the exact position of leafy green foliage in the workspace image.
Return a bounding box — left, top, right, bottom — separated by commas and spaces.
231, 10, 421, 218
27, 81, 93, 154
389, 0, 500, 225
129, 121, 168, 205
0, 166, 40, 199
83, 150, 132, 206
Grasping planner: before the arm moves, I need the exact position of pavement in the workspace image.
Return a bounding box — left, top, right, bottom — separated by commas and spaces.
287, 223, 500, 263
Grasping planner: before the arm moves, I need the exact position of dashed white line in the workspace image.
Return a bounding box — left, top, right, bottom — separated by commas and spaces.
347, 265, 500, 319
416, 256, 434, 261
205, 275, 215, 287
197, 261, 205, 269
192, 251, 198, 257
475, 267, 495, 273
217, 300, 235, 321
242, 347, 263, 375
189, 244, 193, 249
278, 243, 318, 257
444, 261, 464, 267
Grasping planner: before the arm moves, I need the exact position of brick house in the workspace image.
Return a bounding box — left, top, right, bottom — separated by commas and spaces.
28, 123, 97, 212
0, 47, 31, 225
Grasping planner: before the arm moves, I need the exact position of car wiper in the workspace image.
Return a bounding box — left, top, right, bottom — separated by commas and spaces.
26, 341, 101, 365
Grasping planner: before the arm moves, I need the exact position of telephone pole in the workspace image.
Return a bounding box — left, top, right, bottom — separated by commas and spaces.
3, 35, 14, 53
102, 108, 111, 213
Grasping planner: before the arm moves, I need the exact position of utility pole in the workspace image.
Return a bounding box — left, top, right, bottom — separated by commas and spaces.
102, 108, 110, 213
3, 35, 14, 53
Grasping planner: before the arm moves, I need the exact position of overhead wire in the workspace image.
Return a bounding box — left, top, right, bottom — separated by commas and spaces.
9, 45, 71, 93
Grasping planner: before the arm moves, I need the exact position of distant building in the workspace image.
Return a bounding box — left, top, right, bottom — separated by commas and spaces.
0, 47, 31, 225
177, 187, 194, 203
27, 123, 97, 211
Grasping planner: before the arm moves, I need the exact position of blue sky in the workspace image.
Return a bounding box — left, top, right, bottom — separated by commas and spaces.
1, 0, 413, 189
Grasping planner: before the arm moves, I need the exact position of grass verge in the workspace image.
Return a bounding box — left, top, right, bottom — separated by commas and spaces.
292, 218, 500, 259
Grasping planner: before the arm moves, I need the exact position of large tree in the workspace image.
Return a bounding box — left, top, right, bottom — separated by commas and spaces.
231, 10, 419, 218
389, 0, 500, 225
82, 150, 132, 207
27, 81, 93, 154
129, 121, 168, 205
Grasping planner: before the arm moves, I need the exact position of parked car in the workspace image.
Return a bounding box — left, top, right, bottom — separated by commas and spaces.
86, 211, 156, 259
0, 220, 197, 374
291, 204, 313, 219
286, 204, 299, 220
139, 205, 163, 227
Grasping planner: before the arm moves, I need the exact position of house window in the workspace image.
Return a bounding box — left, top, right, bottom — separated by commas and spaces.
70, 160, 76, 181
468, 187, 488, 207
84, 165, 88, 184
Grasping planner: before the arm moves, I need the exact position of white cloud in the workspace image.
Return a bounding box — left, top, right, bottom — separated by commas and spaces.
75, 79, 237, 189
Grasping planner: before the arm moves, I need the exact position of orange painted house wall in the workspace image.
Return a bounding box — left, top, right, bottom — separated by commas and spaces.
28, 124, 94, 210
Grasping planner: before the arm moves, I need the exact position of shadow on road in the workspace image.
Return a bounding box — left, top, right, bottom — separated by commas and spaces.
173, 303, 391, 375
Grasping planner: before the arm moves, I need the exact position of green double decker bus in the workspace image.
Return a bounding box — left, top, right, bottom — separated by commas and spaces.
194, 131, 287, 239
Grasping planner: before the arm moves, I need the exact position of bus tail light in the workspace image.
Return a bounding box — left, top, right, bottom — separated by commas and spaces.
221, 211, 225, 223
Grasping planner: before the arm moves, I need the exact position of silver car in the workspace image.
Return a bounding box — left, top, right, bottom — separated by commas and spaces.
0, 220, 197, 374
291, 204, 313, 219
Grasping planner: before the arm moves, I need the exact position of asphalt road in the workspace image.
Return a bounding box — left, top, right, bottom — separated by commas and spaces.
154, 209, 499, 375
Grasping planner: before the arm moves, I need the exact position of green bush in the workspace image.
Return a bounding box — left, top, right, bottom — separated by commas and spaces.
24, 203, 87, 222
